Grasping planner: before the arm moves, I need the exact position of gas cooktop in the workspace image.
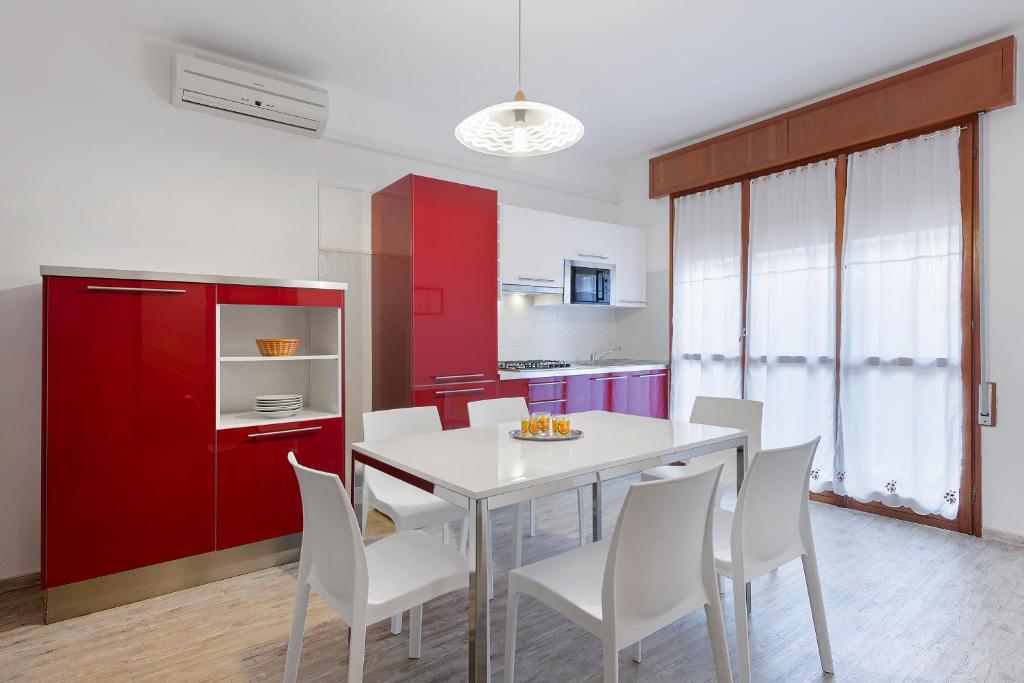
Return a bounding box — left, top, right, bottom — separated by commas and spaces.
498, 360, 573, 371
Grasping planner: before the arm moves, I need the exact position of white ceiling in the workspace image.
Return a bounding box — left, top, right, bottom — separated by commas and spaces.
46, 0, 1024, 164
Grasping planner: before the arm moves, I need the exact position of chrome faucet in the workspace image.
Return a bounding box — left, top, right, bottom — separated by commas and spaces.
589, 346, 622, 364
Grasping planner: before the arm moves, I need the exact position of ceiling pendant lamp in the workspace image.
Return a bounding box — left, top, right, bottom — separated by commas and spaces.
455, 0, 583, 157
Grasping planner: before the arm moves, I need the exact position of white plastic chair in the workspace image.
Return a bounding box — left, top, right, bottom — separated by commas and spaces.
284, 453, 468, 683
361, 406, 469, 634
713, 436, 833, 683
504, 463, 732, 683
641, 396, 763, 512
467, 397, 589, 569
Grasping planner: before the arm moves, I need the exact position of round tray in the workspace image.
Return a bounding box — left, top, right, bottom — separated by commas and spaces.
509, 429, 583, 442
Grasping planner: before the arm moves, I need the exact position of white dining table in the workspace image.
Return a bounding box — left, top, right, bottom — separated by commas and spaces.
350, 410, 749, 682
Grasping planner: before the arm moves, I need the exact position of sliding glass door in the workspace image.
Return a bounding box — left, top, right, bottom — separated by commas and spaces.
670, 124, 974, 529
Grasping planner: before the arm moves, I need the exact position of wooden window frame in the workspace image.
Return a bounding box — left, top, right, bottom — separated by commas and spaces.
668, 116, 982, 535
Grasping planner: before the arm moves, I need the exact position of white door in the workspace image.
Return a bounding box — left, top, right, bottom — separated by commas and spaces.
565, 217, 617, 264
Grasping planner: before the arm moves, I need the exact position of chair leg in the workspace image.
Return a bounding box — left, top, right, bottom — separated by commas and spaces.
602, 639, 619, 683
732, 572, 751, 683
705, 598, 733, 683
348, 616, 367, 683
504, 590, 519, 683
511, 502, 524, 569
283, 582, 310, 683
529, 499, 536, 537
632, 640, 641, 663
577, 488, 587, 546
442, 522, 451, 546
390, 613, 402, 635
802, 553, 834, 673
409, 604, 423, 659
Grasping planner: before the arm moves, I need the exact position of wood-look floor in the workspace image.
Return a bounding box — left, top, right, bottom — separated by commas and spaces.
3, 476, 1024, 682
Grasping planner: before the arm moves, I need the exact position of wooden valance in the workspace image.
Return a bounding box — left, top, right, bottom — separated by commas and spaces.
649, 36, 1015, 198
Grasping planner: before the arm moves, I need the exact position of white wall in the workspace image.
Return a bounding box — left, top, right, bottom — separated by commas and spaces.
612, 29, 1024, 540
978, 29, 1024, 540
0, 2, 620, 581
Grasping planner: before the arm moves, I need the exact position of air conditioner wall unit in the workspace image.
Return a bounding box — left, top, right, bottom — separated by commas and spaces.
172, 53, 329, 137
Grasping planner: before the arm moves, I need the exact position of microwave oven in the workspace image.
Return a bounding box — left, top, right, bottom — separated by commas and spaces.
564, 260, 614, 305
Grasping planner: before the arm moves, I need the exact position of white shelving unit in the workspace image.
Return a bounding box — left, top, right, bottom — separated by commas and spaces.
216, 304, 342, 430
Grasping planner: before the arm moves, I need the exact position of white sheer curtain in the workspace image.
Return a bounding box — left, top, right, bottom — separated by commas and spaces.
747, 160, 837, 492
838, 128, 963, 519
671, 183, 743, 420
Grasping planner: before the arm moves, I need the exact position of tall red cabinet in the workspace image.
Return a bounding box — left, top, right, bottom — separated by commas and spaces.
41, 267, 346, 622
372, 175, 498, 428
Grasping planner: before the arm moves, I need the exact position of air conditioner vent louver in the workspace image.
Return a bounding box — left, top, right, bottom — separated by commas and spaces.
172, 53, 328, 137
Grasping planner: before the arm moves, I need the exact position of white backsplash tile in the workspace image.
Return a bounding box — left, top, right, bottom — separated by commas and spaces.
498, 294, 620, 362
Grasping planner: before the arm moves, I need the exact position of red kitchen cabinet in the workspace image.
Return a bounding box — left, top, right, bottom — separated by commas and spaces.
43, 277, 216, 588
627, 371, 669, 418
217, 419, 344, 550
372, 175, 498, 426
588, 373, 629, 413
500, 377, 568, 415
414, 381, 498, 429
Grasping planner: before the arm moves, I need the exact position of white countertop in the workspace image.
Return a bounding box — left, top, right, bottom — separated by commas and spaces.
352, 410, 744, 499
40, 265, 347, 290
498, 361, 668, 380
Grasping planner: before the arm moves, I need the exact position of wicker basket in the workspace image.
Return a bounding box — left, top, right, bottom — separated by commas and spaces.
255, 338, 301, 357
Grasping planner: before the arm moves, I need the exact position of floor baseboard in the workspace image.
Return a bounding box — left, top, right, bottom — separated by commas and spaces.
982, 526, 1024, 549
0, 571, 40, 594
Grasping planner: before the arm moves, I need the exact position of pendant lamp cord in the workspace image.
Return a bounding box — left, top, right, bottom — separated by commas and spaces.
517, 0, 523, 90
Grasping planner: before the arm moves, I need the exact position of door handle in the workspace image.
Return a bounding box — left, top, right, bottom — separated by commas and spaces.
577, 253, 609, 260
590, 376, 626, 382
529, 381, 567, 387
633, 373, 668, 379
528, 398, 567, 405
87, 285, 187, 294
248, 426, 322, 439
620, 299, 646, 304
434, 387, 486, 396
434, 373, 485, 381
517, 276, 557, 283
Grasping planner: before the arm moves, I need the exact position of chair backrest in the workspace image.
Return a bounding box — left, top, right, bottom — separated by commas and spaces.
603, 463, 723, 645
690, 396, 763, 456
288, 453, 367, 608
732, 436, 820, 579
467, 397, 528, 427
362, 406, 442, 441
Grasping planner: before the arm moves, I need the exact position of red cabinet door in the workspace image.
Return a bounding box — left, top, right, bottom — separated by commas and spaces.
647, 371, 669, 419
217, 418, 344, 550
414, 381, 498, 430
44, 277, 216, 588
567, 375, 591, 413
626, 373, 652, 416
411, 177, 498, 387
588, 373, 629, 413
498, 379, 529, 400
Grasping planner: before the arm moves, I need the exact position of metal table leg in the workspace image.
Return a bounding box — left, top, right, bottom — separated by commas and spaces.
468, 497, 490, 682
737, 439, 751, 614
592, 481, 603, 542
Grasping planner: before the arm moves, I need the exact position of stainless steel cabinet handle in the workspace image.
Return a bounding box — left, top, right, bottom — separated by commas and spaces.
632, 373, 668, 379
528, 398, 567, 405
620, 299, 646, 304
248, 426, 322, 439
529, 381, 568, 387
435, 373, 485, 381
87, 285, 187, 294
591, 376, 627, 382
577, 253, 608, 260
435, 387, 486, 396
517, 276, 557, 282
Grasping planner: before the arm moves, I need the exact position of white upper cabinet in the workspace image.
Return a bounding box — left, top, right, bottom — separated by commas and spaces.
500, 204, 566, 291
615, 225, 647, 306
500, 204, 646, 307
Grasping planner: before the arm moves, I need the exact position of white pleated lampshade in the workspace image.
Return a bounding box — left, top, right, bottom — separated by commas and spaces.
455, 91, 584, 157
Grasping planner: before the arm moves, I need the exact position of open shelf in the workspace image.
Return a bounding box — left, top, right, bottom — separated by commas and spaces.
219, 354, 340, 362
216, 303, 343, 431
218, 408, 342, 431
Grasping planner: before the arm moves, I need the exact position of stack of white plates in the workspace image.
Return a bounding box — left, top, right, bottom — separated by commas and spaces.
254, 394, 303, 418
